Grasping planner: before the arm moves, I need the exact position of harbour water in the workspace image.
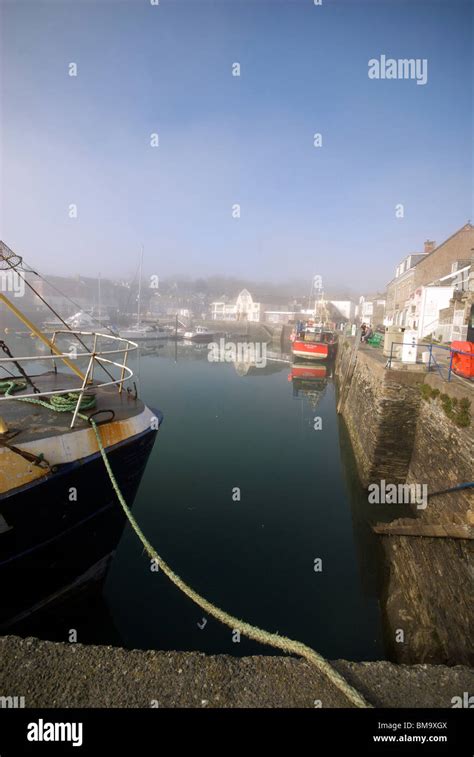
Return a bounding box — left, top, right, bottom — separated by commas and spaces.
9, 338, 392, 661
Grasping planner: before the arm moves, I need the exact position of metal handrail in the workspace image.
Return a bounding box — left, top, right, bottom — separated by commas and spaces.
386, 340, 472, 382
0, 331, 139, 427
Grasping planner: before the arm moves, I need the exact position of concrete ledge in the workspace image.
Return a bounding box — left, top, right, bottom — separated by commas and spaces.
373, 522, 474, 538
1, 636, 473, 708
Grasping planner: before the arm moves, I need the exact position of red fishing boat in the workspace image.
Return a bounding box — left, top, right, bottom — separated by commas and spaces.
290, 289, 338, 361
290, 321, 337, 361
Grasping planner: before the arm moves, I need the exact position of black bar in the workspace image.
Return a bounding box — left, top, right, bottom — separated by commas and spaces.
0, 707, 472, 755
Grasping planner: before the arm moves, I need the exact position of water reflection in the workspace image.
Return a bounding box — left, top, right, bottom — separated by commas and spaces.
5, 337, 470, 665
7, 338, 384, 660
288, 361, 332, 407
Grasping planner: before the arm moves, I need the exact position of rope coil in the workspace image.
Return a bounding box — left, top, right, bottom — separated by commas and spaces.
0, 380, 96, 413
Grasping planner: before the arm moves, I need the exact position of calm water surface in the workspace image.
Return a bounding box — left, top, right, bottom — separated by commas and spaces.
9, 338, 386, 660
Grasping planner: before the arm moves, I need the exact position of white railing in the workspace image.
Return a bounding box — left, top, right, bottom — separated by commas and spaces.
0, 331, 138, 428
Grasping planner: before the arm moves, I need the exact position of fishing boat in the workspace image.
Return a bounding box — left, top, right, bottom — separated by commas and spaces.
290, 288, 337, 361
290, 322, 338, 361
183, 325, 214, 342
0, 241, 162, 627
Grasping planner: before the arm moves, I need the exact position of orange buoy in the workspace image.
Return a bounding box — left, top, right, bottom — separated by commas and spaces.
451, 341, 474, 379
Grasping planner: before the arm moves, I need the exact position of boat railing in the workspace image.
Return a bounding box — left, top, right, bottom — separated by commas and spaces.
0, 331, 138, 427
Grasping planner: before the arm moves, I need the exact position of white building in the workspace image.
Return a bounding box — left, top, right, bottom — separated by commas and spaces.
409, 264, 471, 341
211, 289, 262, 322
264, 310, 297, 324
329, 300, 357, 322
358, 294, 386, 326
407, 286, 453, 338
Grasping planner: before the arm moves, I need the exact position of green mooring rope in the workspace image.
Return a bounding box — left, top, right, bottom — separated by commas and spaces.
3, 380, 372, 708
88, 423, 372, 708
0, 379, 27, 397
0, 380, 96, 413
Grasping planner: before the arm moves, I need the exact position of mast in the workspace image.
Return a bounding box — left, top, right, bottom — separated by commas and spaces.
98, 272, 101, 322
307, 278, 314, 313
314, 290, 326, 324
137, 245, 143, 328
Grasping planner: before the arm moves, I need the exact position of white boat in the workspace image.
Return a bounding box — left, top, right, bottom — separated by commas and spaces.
183, 326, 214, 342
119, 324, 168, 341
42, 311, 93, 333
42, 319, 64, 333
66, 311, 95, 330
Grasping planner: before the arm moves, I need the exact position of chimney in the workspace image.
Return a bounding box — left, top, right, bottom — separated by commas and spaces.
424, 239, 436, 254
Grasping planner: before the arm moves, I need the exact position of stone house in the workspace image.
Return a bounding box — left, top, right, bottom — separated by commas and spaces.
385, 224, 474, 339
385, 246, 432, 326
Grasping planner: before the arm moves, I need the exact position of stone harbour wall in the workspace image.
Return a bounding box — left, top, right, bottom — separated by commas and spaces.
406, 372, 474, 529
336, 340, 424, 487
335, 336, 474, 665
335, 336, 473, 530
379, 536, 474, 666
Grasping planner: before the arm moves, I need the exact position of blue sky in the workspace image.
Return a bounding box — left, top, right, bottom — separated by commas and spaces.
0, 0, 472, 293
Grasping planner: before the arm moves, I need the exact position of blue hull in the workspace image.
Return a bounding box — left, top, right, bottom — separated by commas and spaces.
0, 426, 158, 627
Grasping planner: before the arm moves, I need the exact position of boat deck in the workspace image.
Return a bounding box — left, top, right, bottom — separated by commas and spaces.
0, 371, 146, 445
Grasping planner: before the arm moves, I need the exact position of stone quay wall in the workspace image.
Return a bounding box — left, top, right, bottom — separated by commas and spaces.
335, 336, 473, 531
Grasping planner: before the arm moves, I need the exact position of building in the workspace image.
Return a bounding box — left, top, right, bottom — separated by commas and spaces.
385, 224, 474, 341
385, 244, 432, 326
358, 294, 386, 327
408, 285, 453, 337
263, 310, 297, 324
211, 289, 263, 322
433, 263, 473, 342
263, 299, 356, 327
329, 299, 357, 323
413, 225, 473, 290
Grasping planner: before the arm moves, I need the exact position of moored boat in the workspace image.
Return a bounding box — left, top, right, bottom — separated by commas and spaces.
119, 324, 169, 341
183, 325, 214, 342
290, 321, 337, 361
0, 241, 162, 627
